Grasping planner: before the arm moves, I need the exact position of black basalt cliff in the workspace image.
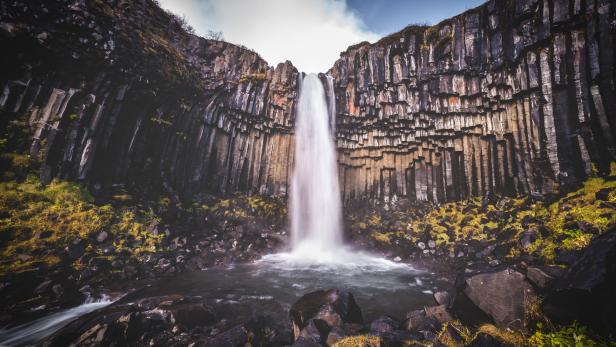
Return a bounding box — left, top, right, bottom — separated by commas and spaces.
1, 0, 616, 204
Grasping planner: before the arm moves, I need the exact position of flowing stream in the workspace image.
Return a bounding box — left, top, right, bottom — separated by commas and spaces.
0, 296, 113, 346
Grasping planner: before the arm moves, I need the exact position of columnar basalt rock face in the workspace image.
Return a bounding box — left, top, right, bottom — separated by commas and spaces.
0, 0, 298, 200
329, 0, 616, 203
2, 0, 616, 205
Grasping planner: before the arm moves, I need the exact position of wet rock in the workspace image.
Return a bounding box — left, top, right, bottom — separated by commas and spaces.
403, 309, 427, 332
34, 279, 52, 294
526, 266, 557, 289
433, 291, 452, 308
424, 305, 453, 324
325, 326, 347, 346
298, 319, 330, 345
203, 324, 248, 347
370, 316, 398, 334
168, 303, 216, 328
51, 284, 64, 297
291, 336, 321, 347
463, 268, 537, 330
289, 289, 363, 340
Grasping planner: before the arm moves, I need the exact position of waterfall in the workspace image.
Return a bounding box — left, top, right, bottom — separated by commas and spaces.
326, 75, 336, 133
261, 74, 404, 269
290, 73, 343, 257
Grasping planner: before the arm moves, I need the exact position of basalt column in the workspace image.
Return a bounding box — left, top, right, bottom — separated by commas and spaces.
329, 0, 616, 204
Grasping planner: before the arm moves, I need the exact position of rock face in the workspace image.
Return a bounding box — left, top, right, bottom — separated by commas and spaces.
2, 0, 616, 204
461, 268, 537, 331
289, 289, 363, 342
0, 0, 298, 200
329, 0, 616, 203
543, 227, 616, 335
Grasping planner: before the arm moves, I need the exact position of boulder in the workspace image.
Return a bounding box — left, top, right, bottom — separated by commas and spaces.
403, 309, 426, 331
369, 316, 398, 334
203, 324, 248, 347
526, 266, 562, 289
433, 291, 452, 307
325, 326, 347, 346
543, 227, 616, 335
289, 289, 363, 341
298, 319, 330, 345
168, 303, 216, 328
424, 305, 453, 324
462, 268, 537, 330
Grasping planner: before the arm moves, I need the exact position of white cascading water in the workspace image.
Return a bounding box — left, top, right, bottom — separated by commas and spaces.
289, 73, 343, 258
261, 73, 405, 269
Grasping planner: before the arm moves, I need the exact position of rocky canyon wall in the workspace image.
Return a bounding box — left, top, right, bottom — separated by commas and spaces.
0, 0, 298, 202
1, 0, 616, 205
330, 0, 616, 203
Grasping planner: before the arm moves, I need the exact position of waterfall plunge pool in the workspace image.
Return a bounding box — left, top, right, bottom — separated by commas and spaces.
136, 255, 447, 326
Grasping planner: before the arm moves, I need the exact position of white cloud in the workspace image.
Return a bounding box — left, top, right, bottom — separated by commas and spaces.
157, 0, 378, 73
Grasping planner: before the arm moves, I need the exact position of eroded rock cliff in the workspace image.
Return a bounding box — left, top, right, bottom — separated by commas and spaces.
0, 0, 298, 201
1, 0, 616, 204
330, 0, 616, 203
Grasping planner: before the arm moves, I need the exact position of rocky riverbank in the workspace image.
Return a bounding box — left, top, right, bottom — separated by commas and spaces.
34, 225, 616, 346
1, 168, 615, 345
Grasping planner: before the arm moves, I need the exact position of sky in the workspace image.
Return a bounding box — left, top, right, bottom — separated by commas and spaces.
157, 0, 486, 73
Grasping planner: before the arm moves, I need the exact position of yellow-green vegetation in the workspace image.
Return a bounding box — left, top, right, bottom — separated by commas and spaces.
419, 322, 604, 347
331, 335, 381, 347
353, 164, 616, 263
199, 194, 286, 225
238, 73, 267, 84
475, 324, 526, 346
0, 175, 163, 275
528, 323, 605, 347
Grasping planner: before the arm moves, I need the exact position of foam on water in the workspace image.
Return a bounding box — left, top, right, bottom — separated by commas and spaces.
0, 295, 113, 346
266, 73, 412, 271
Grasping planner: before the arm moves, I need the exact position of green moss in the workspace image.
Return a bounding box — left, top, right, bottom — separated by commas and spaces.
331, 335, 381, 347
0, 176, 162, 275
528, 323, 604, 347
371, 232, 391, 245
238, 73, 267, 84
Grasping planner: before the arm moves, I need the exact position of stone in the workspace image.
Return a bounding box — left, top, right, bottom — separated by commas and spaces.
96, 231, 108, 243
463, 268, 537, 330
203, 324, 248, 347
298, 319, 330, 345
424, 305, 453, 324
543, 227, 616, 335
325, 326, 347, 346
428, 240, 436, 249
34, 280, 52, 294
595, 188, 613, 201
67, 240, 85, 259
369, 316, 398, 334
417, 242, 426, 250
467, 332, 502, 346
433, 291, 452, 308
289, 289, 363, 340
291, 337, 321, 347
52, 284, 64, 297
169, 303, 217, 328
403, 309, 426, 331
526, 266, 556, 289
